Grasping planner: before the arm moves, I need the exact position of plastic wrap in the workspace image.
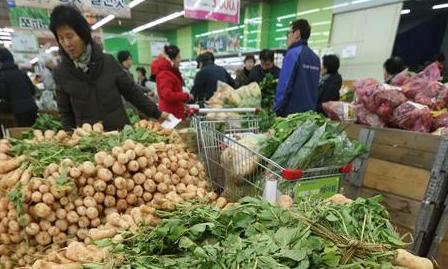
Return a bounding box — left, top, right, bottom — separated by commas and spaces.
433, 112, 448, 129
372, 85, 407, 122
414, 82, 448, 110
392, 101, 433, 133
355, 104, 385, 127
354, 79, 384, 112
322, 101, 356, 121
416, 62, 441, 82
390, 69, 412, 87
401, 77, 428, 99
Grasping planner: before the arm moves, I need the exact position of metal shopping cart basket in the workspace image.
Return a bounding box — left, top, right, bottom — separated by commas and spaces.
188, 107, 259, 160
199, 116, 353, 203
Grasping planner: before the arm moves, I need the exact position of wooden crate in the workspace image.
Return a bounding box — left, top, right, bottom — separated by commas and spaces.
345, 124, 448, 266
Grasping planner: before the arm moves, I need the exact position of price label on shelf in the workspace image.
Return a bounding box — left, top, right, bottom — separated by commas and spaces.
294, 176, 340, 202
184, 0, 240, 23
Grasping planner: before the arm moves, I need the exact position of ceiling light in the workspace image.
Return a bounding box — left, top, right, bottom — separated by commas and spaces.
45, 46, 59, 53
132, 11, 185, 33
30, 57, 39, 64
0, 36, 11, 40
276, 23, 283, 27
1, 28, 14, 33
129, 0, 145, 8
297, 8, 320, 16
351, 0, 372, 4
0, 32, 10, 36
401, 9, 411, 15
433, 3, 448, 10
322, 3, 350, 11
91, 15, 115, 30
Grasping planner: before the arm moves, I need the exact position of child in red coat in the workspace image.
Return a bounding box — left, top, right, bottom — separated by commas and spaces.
151, 45, 190, 120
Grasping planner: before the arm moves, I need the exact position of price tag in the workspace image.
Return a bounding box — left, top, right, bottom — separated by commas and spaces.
294, 176, 340, 202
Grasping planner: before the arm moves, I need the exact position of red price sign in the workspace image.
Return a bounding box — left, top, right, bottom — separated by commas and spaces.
185, 0, 240, 23
212, 0, 237, 12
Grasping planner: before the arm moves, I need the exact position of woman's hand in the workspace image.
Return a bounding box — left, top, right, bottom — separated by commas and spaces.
159, 111, 171, 121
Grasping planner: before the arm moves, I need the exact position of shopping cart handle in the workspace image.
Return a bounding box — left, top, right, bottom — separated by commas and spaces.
195, 108, 260, 114
339, 163, 353, 174
282, 169, 303, 180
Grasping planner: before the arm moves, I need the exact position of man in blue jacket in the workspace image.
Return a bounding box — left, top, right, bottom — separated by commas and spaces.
274, 19, 320, 117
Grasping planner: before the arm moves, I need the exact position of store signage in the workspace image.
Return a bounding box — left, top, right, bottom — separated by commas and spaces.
13, 0, 131, 18
10, 7, 50, 31
184, 0, 240, 24
294, 176, 340, 201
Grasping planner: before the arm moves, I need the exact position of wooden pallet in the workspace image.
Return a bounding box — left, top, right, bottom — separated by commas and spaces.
345, 124, 448, 267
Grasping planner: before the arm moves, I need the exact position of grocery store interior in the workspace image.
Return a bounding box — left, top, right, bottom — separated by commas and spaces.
1, 0, 448, 268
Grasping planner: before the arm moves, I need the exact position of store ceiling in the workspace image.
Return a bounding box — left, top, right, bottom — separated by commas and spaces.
402, 0, 448, 19
108, 0, 263, 31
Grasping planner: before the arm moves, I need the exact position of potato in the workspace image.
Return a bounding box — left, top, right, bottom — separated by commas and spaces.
106, 184, 117, 196
67, 211, 80, 224
97, 169, 113, 182
33, 203, 51, 218
86, 207, 99, 220
89, 228, 116, 241
144, 179, 157, 192
36, 231, 51, 246
114, 177, 127, 190
94, 180, 107, 192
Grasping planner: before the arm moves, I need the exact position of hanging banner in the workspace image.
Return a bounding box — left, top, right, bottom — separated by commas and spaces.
10, 7, 50, 30
184, 0, 240, 24
12, 0, 131, 18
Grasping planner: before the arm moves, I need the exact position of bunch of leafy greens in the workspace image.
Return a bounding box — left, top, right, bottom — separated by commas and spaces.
259, 73, 278, 111
9, 125, 166, 176
23, 113, 62, 139
126, 108, 141, 125
94, 196, 408, 269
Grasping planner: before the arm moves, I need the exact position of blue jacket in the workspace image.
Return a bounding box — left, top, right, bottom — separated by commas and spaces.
274, 40, 320, 116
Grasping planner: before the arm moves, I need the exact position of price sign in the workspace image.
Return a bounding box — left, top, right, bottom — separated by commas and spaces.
184, 0, 240, 24
294, 176, 340, 201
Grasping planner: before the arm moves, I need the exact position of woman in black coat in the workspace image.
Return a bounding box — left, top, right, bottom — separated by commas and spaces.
316, 55, 343, 114
0, 48, 38, 127
49, 5, 168, 131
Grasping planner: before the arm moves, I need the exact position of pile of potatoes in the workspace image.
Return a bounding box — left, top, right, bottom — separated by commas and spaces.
0, 121, 223, 268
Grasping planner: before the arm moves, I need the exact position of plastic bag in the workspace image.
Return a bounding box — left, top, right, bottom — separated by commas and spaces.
433, 112, 448, 129
322, 101, 356, 121
234, 82, 261, 108
208, 81, 239, 107
414, 82, 448, 110
416, 62, 441, 82
270, 120, 318, 168
432, 127, 448, 136
390, 69, 412, 87
355, 104, 385, 127
372, 85, 407, 122
354, 79, 384, 112
392, 101, 432, 133
401, 77, 428, 99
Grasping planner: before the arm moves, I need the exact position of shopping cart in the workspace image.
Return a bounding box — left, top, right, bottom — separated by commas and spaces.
199, 116, 354, 203
188, 107, 259, 159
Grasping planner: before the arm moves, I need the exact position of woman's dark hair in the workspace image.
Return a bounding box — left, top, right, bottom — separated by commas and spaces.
244, 55, 255, 63
49, 5, 92, 45
384, 57, 405, 76
322, 54, 340, 74
291, 19, 311, 40
259, 49, 274, 63
0, 48, 14, 64
164, 45, 180, 60
136, 67, 146, 76
117, 51, 132, 64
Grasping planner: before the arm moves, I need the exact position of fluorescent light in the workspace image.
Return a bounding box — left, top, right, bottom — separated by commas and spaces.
91, 15, 115, 30
132, 11, 184, 33
276, 23, 283, 27
45, 46, 59, 53
433, 3, 448, 10
30, 57, 39, 64
275, 37, 287, 41
276, 27, 289, 32
401, 9, 411, 15
297, 8, 320, 16
0, 32, 10, 36
322, 3, 350, 11
0, 36, 11, 40
1, 28, 14, 33
351, 0, 372, 4
128, 0, 145, 8
312, 21, 331, 26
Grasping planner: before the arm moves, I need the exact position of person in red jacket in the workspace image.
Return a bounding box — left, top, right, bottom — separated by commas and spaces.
151, 45, 191, 120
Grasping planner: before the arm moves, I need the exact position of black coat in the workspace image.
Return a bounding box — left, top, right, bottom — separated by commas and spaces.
191, 63, 235, 106
248, 64, 281, 84
53, 43, 161, 131
316, 73, 342, 114
0, 62, 37, 114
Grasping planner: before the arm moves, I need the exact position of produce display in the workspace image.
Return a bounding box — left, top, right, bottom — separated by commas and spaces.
323, 62, 446, 134
208, 82, 261, 108
75, 195, 431, 269
22, 113, 62, 139
0, 120, 218, 268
